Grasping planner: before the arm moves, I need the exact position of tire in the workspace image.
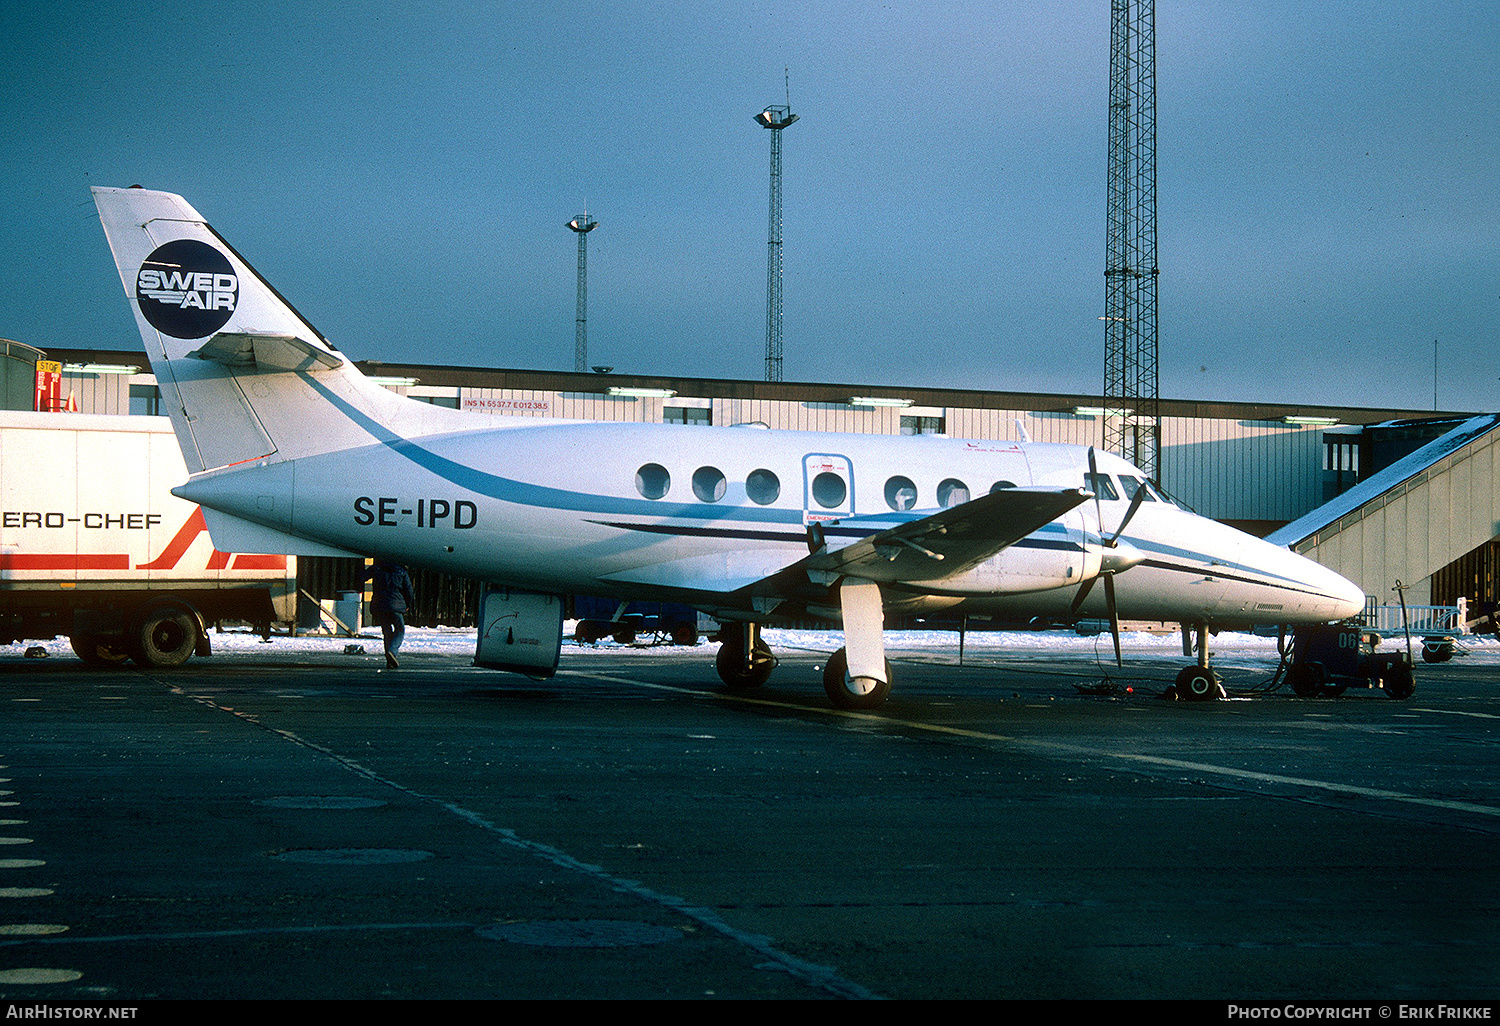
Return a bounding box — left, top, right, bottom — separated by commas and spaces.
715, 634, 775, 689
823, 647, 893, 710
131, 606, 199, 668
70, 633, 130, 667
1287, 661, 1326, 698
1175, 665, 1222, 701
670, 622, 699, 647
1382, 660, 1415, 700
1421, 640, 1453, 664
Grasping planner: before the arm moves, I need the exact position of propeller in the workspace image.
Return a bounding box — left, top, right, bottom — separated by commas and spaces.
1071, 447, 1149, 666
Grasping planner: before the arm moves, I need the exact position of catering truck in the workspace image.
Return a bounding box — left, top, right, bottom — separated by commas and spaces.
0, 410, 297, 666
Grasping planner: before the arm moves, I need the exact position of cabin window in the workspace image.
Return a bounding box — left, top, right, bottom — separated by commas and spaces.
692, 466, 726, 502
884, 475, 918, 511
746, 469, 780, 505
989, 480, 1016, 492
936, 478, 970, 508
812, 471, 847, 509
635, 463, 670, 499
1085, 473, 1119, 501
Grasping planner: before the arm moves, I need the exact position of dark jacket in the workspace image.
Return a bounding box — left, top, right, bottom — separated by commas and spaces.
365, 562, 414, 619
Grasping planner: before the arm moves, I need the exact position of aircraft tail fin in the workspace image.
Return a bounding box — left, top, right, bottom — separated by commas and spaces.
91, 186, 472, 473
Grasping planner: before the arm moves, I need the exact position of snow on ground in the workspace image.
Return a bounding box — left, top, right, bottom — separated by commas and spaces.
11, 621, 1500, 667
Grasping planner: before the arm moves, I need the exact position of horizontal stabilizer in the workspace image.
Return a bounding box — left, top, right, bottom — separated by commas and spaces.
190, 332, 343, 373
805, 487, 1090, 585
199, 507, 363, 559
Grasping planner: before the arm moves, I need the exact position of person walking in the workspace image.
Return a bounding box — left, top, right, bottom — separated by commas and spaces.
365, 560, 414, 668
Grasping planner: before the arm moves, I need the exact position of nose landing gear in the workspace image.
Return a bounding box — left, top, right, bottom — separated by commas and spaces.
1173, 622, 1226, 701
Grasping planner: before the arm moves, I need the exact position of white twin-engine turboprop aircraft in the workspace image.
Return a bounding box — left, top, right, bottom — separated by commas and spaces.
92, 186, 1365, 708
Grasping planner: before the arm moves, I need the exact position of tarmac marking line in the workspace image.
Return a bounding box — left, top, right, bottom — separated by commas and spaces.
154, 678, 880, 1002
1412, 707, 1500, 720
566, 672, 1500, 821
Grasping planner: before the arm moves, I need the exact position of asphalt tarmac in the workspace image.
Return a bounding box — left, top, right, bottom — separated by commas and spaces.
0, 633, 1497, 1001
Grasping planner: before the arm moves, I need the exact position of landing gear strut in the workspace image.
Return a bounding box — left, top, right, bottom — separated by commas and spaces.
1175, 622, 1224, 701
715, 622, 776, 690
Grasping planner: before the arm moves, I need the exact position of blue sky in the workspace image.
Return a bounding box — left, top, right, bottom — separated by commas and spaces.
2, 1, 1496, 411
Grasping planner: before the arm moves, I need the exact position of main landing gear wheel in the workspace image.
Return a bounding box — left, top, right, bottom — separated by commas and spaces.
823, 647, 892, 711
1175, 665, 1223, 702
715, 632, 775, 690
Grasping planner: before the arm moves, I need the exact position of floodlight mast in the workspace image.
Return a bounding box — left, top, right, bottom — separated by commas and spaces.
567, 213, 598, 374
1103, 0, 1160, 480
757, 105, 797, 382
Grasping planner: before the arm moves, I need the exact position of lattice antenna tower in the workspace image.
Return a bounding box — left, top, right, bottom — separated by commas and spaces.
567, 210, 598, 373
1103, 0, 1160, 479
756, 72, 798, 382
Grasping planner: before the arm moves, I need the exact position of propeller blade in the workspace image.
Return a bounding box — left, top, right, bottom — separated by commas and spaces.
1103, 572, 1122, 667
1107, 484, 1149, 548
1087, 446, 1103, 532
1069, 575, 1097, 615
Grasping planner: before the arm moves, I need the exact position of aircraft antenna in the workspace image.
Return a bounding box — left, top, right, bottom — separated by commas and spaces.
756, 87, 798, 382
567, 210, 598, 374
1103, 0, 1160, 479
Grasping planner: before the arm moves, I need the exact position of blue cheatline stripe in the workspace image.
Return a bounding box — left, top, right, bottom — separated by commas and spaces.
300, 372, 1329, 595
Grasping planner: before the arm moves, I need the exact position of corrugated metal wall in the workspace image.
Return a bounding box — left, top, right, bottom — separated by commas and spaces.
54, 364, 1417, 526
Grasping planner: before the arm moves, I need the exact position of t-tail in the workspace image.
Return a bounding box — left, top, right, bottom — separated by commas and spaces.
91, 186, 475, 474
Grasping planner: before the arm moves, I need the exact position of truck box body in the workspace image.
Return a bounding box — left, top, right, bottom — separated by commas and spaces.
0, 410, 296, 659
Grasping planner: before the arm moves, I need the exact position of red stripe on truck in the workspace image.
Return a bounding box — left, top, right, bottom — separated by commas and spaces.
1, 553, 131, 570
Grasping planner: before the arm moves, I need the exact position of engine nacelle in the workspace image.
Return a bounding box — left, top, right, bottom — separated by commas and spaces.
909, 535, 1098, 596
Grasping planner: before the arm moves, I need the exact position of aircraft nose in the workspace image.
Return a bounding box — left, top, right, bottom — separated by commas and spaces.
1328, 572, 1367, 622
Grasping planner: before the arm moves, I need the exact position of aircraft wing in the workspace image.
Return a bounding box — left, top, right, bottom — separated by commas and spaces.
800, 486, 1091, 585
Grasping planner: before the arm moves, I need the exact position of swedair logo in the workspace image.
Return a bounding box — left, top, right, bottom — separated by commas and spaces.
136, 239, 239, 339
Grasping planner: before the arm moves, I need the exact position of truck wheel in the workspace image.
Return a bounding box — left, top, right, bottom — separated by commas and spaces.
1382, 661, 1415, 700
132, 607, 199, 668
1287, 661, 1325, 698
70, 634, 130, 667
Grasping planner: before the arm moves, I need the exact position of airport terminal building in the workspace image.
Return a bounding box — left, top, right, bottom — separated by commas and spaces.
7, 340, 1496, 626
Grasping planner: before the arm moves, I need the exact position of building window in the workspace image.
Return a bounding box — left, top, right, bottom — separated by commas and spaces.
414, 395, 460, 408
129, 384, 161, 417
900, 415, 944, 435
1324, 438, 1361, 500
665, 407, 711, 426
